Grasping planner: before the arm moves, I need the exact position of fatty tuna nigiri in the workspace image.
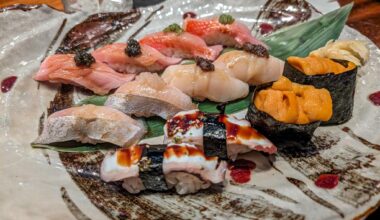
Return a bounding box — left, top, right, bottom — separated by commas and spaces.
34, 104, 146, 147
105, 72, 197, 119
34, 53, 134, 95
161, 63, 248, 102
183, 14, 265, 48
139, 24, 223, 60
92, 41, 181, 74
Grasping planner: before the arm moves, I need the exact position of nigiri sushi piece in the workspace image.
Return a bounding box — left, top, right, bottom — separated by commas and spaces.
34, 104, 146, 147
92, 41, 181, 74
183, 14, 266, 48
214, 50, 284, 85
34, 53, 134, 95
105, 72, 197, 119
309, 40, 369, 66
100, 143, 227, 194
161, 63, 249, 102
139, 24, 223, 60
164, 110, 277, 160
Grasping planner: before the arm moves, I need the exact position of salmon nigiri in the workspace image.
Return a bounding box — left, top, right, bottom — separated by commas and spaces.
92, 40, 181, 74
184, 14, 265, 48
139, 23, 223, 60
34, 53, 134, 95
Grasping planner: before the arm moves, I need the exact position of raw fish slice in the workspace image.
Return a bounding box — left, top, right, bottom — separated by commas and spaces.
184, 17, 265, 47
214, 50, 284, 85
92, 43, 181, 74
105, 72, 196, 119
139, 32, 223, 60
34, 105, 146, 147
161, 64, 249, 102
34, 54, 134, 95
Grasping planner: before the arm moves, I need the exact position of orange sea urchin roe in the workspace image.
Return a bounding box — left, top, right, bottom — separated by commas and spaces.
287, 56, 356, 75
254, 77, 332, 124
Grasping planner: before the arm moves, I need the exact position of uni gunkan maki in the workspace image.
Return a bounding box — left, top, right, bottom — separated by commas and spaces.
284, 56, 357, 125
246, 76, 333, 145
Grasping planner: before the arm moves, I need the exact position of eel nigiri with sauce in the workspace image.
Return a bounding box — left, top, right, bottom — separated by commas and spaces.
139, 23, 223, 60
164, 109, 277, 160
92, 39, 181, 74
33, 104, 146, 147
34, 52, 134, 95
184, 14, 266, 48
105, 72, 196, 119
100, 143, 227, 194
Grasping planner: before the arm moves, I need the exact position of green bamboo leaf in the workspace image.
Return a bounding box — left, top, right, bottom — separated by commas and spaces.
142, 116, 166, 139
76, 95, 108, 106
263, 3, 353, 60
31, 143, 112, 152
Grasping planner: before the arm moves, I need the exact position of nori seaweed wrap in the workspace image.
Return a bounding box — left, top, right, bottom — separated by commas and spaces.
202, 113, 228, 159
246, 83, 321, 145
284, 59, 358, 125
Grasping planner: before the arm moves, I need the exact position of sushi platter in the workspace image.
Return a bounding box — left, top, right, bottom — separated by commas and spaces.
1, 0, 380, 219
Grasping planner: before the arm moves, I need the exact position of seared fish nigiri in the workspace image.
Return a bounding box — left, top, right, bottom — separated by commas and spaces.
100, 143, 227, 194
105, 72, 197, 119
34, 105, 146, 147
161, 63, 249, 102
183, 15, 265, 48
34, 54, 134, 95
92, 42, 181, 74
214, 50, 284, 85
139, 28, 222, 60
164, 110, 277, 160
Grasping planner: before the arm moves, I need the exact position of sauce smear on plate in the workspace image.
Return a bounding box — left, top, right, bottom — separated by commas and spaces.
1, 76, 17, 93
315, 174, 339, 189
369, 91, 380, 106
229, 159, 256, 184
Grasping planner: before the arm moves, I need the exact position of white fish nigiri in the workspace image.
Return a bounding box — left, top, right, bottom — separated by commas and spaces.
214, 50, 284, 85
34, 105, 146, 147
92, 42, 181, 74
105, 72, 197, 119
161, 64, 249, 102
34, 54, 134, 95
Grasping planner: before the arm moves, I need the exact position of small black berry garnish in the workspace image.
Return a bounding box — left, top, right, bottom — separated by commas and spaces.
125, 39, 142, 57
195, 56, 215, 72
242, 43, 269, 58
74, 50, 95, 67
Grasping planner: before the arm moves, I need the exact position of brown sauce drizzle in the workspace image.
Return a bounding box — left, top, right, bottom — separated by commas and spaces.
242, 43, 269, 58
166, 111, 204, 137
195, 56, 215, 71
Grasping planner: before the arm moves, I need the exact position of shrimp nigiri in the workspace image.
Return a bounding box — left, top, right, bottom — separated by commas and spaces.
34, 53, 134, 95
92, 40, 181, 74
183, 14, 266, 48
139, 23, 223, 60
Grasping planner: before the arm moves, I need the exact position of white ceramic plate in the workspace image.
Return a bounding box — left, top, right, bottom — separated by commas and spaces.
1, 0, 380, 219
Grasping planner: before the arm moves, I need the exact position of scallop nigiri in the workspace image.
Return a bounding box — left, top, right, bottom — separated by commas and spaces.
161, 62, 249, 102
34, 53, 134, 95
183, 14, 266, 48
34, 104, 146, 147
139, 23, 223, 60
105, 72, 197, 119
92, 40, 181, 74
214, 49, 284, 85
